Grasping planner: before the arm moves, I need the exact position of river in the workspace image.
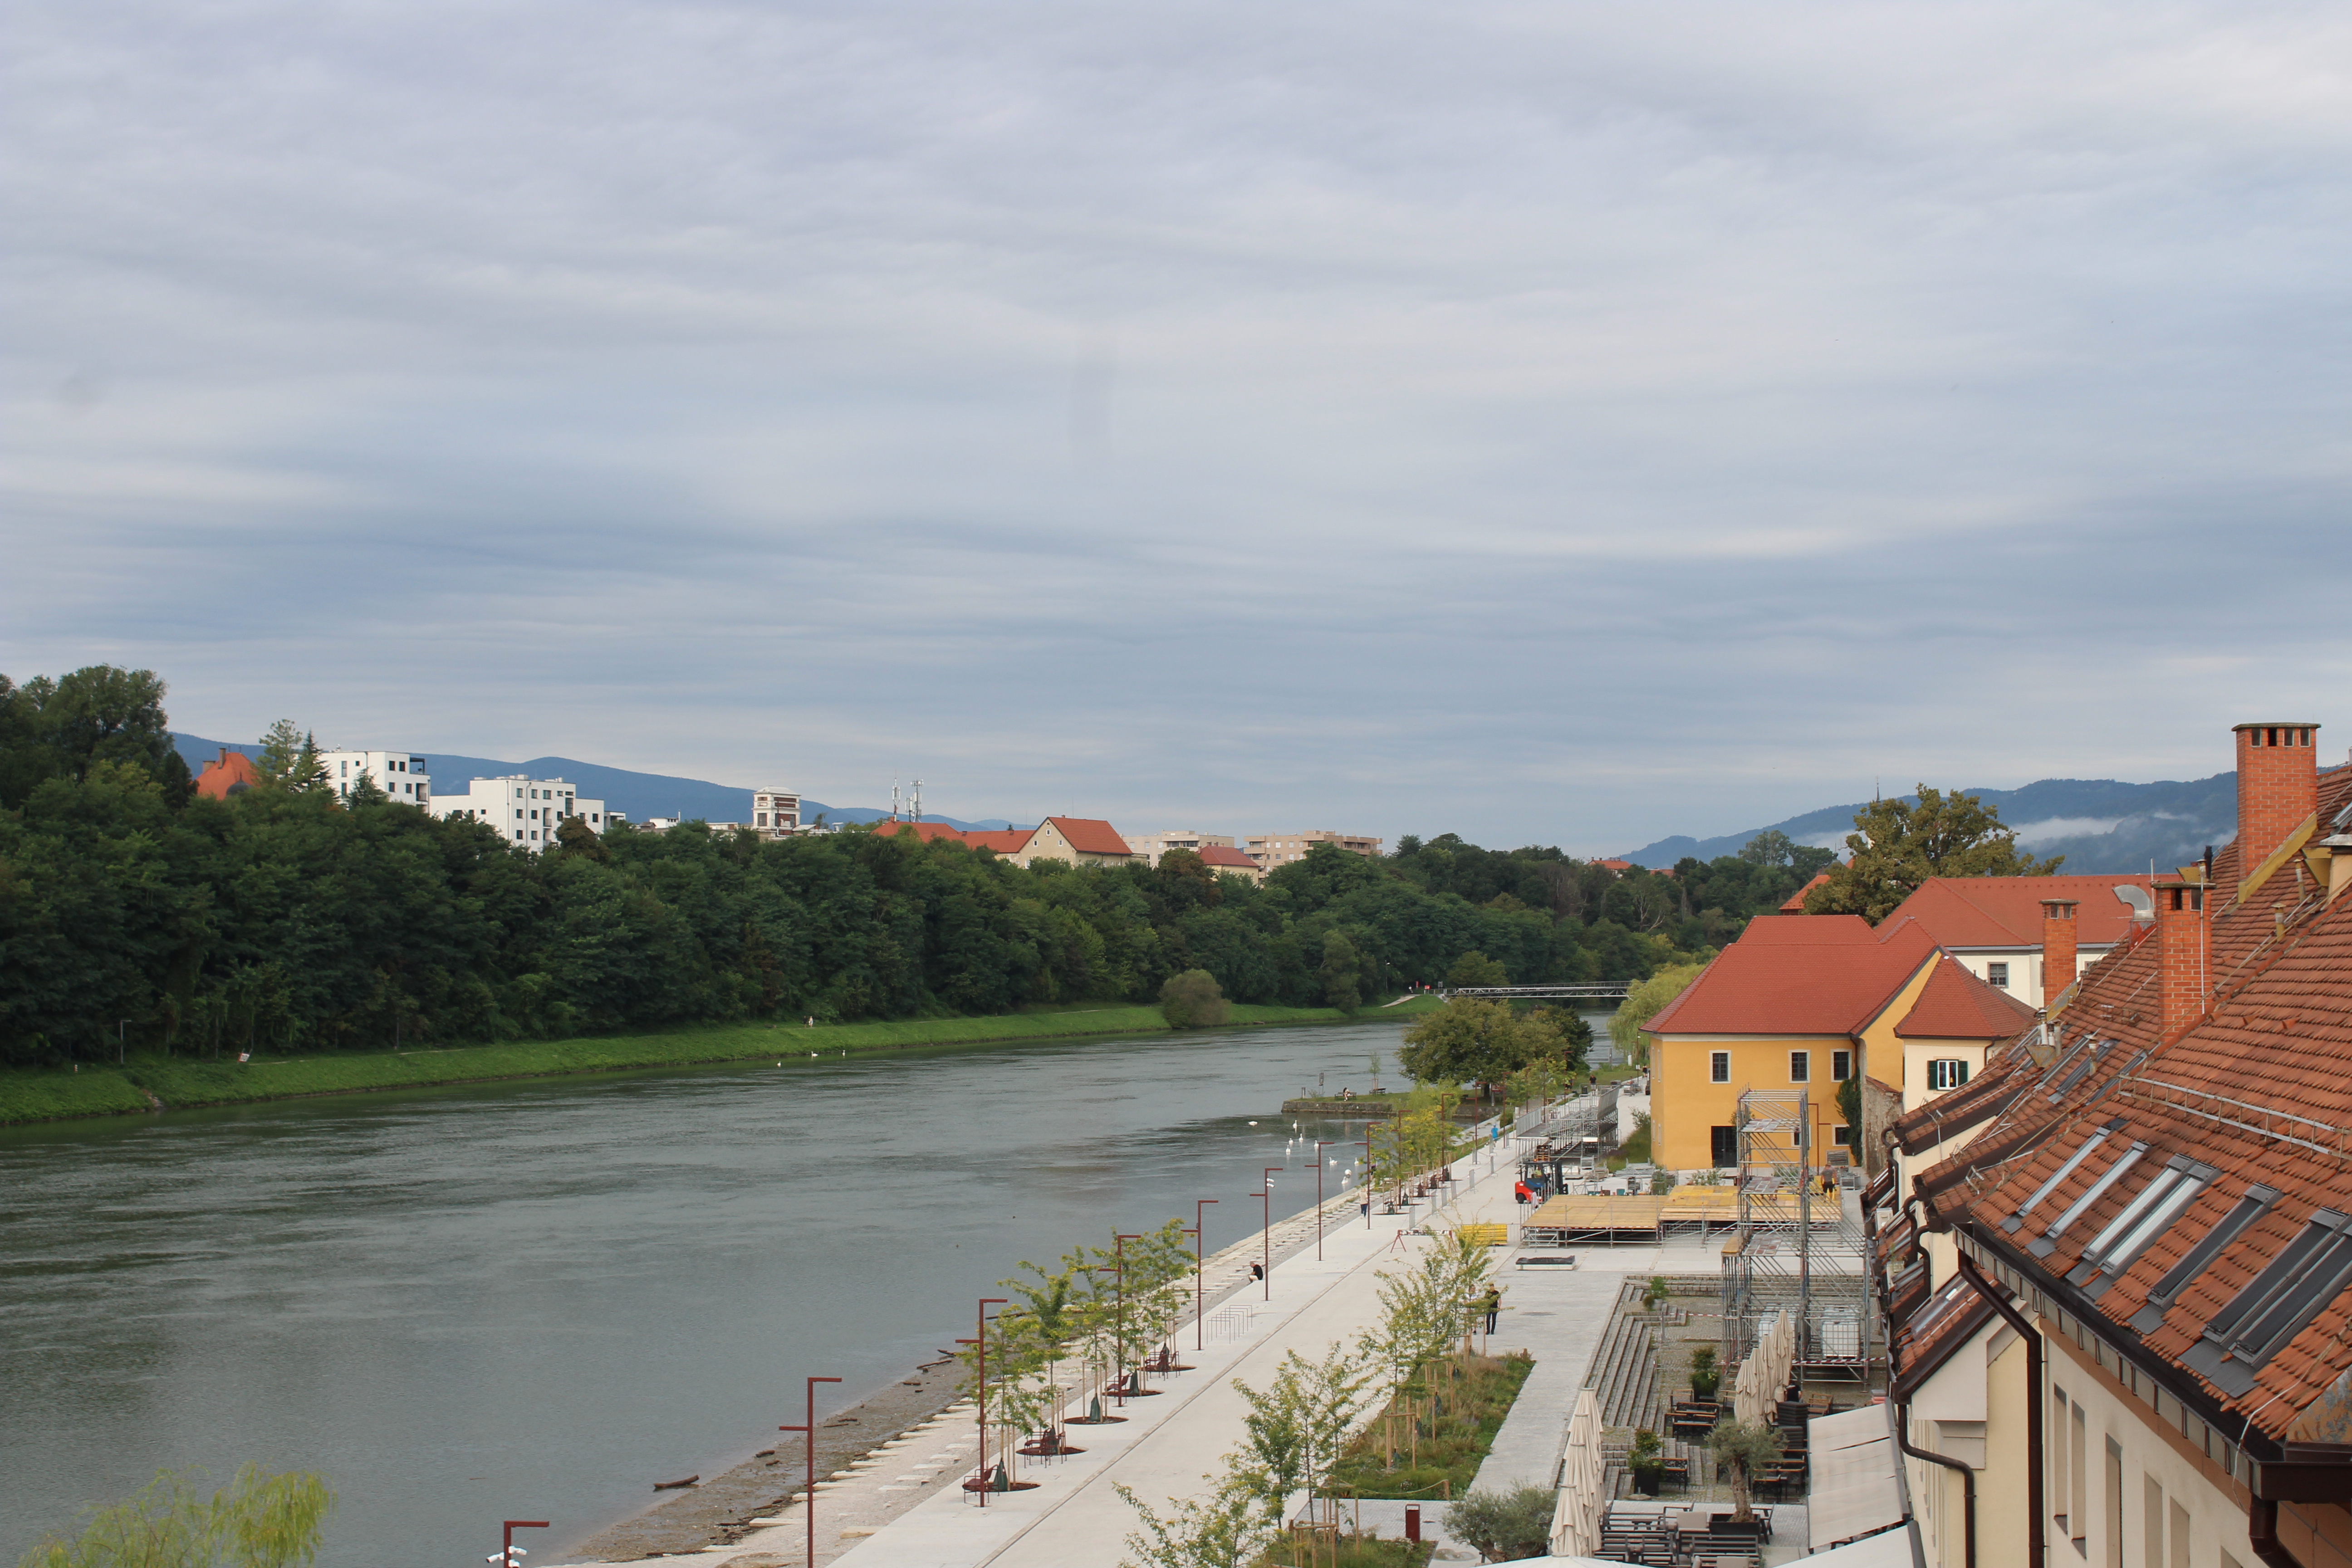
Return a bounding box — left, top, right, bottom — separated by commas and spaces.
0, 1018, 1490, 1566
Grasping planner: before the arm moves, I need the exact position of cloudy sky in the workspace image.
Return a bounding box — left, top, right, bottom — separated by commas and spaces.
7, 2, 2347, 851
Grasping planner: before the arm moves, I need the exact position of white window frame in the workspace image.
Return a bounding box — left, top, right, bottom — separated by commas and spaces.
1790, 1050, 1811, 1083
1928, 1058, 1971, 1091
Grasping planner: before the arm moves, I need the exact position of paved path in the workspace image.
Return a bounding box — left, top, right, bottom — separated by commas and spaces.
642, 1138, 1527, 1568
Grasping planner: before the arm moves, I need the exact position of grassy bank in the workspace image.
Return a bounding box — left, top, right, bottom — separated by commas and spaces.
0, 995, 1446, 1127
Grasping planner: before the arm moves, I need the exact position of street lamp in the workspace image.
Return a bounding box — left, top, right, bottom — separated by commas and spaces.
778, 1374, 843, 1565
955, 1298, 1009, 1504
1113, 1235, 1141, 1396
1313, 1141, 1338, 1259
1259, 1167, 1284, 1299
490, 1521, 548, 1568
1192, 1199, 1217, 1351
1360, 1132, 1375, 1226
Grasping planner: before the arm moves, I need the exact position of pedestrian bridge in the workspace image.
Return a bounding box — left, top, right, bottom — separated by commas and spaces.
1446, 984, 1632, 1004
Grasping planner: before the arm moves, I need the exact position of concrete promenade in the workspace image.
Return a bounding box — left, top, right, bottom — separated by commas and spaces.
578, 1131, 1537, 1568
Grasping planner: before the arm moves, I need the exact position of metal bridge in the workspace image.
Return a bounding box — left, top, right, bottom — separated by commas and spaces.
1445, 984, 1632, 1003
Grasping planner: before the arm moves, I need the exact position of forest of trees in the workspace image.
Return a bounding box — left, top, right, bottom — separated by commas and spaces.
0, 667, 1745, 1066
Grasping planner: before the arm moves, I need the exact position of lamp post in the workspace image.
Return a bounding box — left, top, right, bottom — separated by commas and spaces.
1259, 1167, 1283, 1299
968, 1298, 1007, 1503
1114, 1234, 1141, 1396
490, 1520, 548, 1568
1192, 1199, 1216, 1350
1313, 1141, 1338, 1259
1360, 1132, 1375, 1226
778, 1374, 843, 1565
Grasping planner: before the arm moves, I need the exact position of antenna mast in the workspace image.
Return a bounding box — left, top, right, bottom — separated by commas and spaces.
911, 778, 923, 823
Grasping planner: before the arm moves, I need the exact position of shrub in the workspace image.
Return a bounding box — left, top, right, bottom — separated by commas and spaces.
1443, 1481, 1555, 1562
1159, 970, 1230, 1029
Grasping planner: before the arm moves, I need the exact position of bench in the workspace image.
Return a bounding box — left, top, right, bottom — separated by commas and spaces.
1514, 1252, 1578, 1269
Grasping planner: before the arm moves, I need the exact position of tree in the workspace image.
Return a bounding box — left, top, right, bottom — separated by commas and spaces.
1805, 785, 2064, 923
1443, 950, 1508, 989
1114, 1475, 1270, 1568
1317, 931, 1362, 1013
1708, 1418, 1784, 1522
19, 1462, 334, 1568
1400, 998, 1580, 1088
554, 814, 609, 861
1159, 970, 1230, 1029
1739, 829, 1796, 867
1838, 1073, 1863, 1156
1608, 962, 1707, 1066
1444, 1482, 1556, 1562
254, 721, 325, 793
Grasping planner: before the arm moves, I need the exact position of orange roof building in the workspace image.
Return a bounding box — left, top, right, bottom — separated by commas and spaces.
193, 747, 261, 800
1194, 843, 1266, 884
1005, 817, 1134, 868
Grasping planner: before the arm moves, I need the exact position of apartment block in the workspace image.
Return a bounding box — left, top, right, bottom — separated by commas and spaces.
1125, 829, 1237, 867
1243, 829, 1383, 870
431, 774, 609, 851
320, 749, 431, 808
752, 789, 801, 838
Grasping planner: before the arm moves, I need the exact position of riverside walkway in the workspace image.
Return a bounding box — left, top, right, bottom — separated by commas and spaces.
562, 1134, 1532, 1568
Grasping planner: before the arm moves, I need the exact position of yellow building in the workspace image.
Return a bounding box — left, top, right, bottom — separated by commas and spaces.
1644, 916, 2029, 1174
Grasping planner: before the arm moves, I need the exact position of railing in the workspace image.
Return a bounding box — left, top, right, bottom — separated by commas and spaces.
2117, 1078, 2352, 1160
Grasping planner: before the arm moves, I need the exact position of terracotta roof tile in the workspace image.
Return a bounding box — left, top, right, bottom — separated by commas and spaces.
1647, 920, 1937, 1036
194, 748, 261, 799
1195, 844, 1259, 870
1881, 875, 2156, 950
1041, 817, 1133, 856
1895, 956, 2039, 1039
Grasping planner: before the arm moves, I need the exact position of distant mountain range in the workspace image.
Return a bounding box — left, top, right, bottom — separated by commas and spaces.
170, 735, 1020, 832
1618, 775, 2240, 877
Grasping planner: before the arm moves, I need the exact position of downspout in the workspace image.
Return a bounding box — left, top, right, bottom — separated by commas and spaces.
1955, 1251, 2044, 1568
1894, 1393, 1977, 1568
2247, 1500, 2301, 1568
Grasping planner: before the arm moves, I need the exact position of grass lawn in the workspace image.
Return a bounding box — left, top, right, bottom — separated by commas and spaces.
1325, 1351, 1536, 1501
0, 997, 1426, 1126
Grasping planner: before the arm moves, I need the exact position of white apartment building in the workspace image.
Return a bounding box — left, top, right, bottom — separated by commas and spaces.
752, 789, 800, 838
1244, 829, 1384, 870
320, 749, 432, 807
431, 775, 609, 851
1124, 829, 1236, 867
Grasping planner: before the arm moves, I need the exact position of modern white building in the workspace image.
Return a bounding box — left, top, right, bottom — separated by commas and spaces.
752, 789, 800, 838
1124, 829, 1237, 867
430, 775, 610, 851
320, 749, 432, 808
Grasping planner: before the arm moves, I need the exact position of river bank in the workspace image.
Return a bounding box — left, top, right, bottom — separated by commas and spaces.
0, 997, 1443, 1126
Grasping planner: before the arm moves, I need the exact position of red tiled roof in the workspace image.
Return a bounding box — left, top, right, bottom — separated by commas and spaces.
194, 748, 261, 799
1041, 817, 1132, 856
1779, 872, 1834, 912
1735, 914, 1881, 946
869, 820, 971, 844
1596, 858, 1635, 872
962, 829, 1034, 854
1647, 919, 1937, 1036
1894, 956, 2039, 1039
1195, 844, 1259, 870
1879, 874, 2156, 950
1905, 760, 2352, 1441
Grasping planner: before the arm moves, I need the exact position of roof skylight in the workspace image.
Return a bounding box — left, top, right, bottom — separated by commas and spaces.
2030, 1140, 2149, 1257
2000, 1119, 2123, 1235
2129, 1183, 2282, 1335
2071, 1155, 2217, 1295
2183, 1210, 2352, 1397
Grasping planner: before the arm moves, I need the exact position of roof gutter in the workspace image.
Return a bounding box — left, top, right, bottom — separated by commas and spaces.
1955, 1252, 2044, 1568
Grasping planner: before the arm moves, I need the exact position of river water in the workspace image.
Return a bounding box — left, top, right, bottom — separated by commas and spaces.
0, 1019, 1459, 1566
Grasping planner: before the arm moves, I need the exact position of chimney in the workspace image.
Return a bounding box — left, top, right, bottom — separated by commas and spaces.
2040, 897, 2078, 1009
2154, 877, 2208, 1040
2233, 722, 2321, 873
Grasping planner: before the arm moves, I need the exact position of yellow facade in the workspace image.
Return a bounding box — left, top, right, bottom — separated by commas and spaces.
1648, 953, 1941, 1172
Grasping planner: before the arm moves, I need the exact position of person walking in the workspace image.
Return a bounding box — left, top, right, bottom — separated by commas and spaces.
1481, 1284, 1502, 1334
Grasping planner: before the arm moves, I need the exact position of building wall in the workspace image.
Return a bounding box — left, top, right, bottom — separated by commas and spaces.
751, 790, 799, 838
1007, 821, 1131, 869
1243, 830, 1382, 869
1940, 945, 2112, 1010
1126, 830, 1236, 867
1647, 1032, 1854, 1171
431, 775, 608, 851
1899, 1039, 1993, 1110
321, 749, 431, 807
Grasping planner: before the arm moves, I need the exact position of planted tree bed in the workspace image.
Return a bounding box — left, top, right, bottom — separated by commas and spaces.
1324, 1351, 1535, 1500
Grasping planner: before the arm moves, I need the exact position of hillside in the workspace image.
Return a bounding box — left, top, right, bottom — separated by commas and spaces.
170, 734, 1019, 831
1620, 774, 2238, 876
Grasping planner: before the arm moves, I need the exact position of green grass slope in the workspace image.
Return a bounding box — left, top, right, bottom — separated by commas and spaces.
0, 995, 1443, 1126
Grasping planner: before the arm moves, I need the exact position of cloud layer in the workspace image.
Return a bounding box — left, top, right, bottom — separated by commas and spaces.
7, 1, 2348, 849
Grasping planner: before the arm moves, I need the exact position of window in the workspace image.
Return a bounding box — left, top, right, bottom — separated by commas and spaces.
1928, 1059, 1971, 1091
1710, 1052, 1730, 1083
2071, 1400, 2088, 1552
1711, 1126, 1738, 1166
2168, 1499, 2189, 1568
2103, 1439, 2121, 1568
1833, 1126, 1854, 1147
2052, 1385, 2070, 1537
1988, 961, 2010, 989
2145, 1477, 2164, 1568
2184, 1207, 2352, 1395
2076, 1156, 2217, 1293
1832, 1049, 1852, 1082
1789, 1051, 1810, 1083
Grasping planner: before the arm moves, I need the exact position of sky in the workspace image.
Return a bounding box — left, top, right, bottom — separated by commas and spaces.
6, 2, 2349, 853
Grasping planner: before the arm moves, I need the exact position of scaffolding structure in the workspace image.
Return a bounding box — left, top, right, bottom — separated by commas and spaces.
1719, 1089, 1872, 1380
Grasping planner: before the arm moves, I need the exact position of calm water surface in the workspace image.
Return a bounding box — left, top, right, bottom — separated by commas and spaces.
0, 1022, 1425, 1566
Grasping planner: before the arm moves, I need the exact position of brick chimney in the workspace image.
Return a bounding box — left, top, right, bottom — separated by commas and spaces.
2040, 897, 2078, 1008
2233, 722, 2322, 873
2154, 877, 2208, 1040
